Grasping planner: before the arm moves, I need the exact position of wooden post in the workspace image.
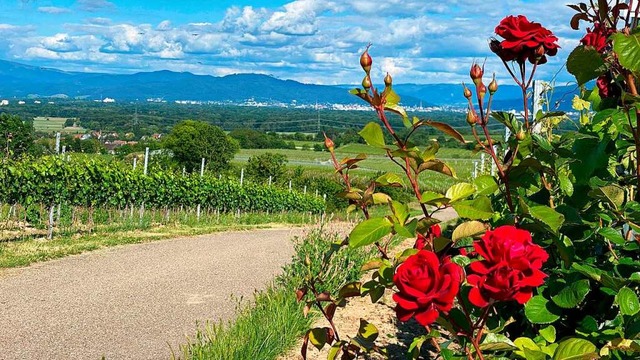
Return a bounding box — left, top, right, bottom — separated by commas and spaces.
143, 147, 149, 175
240, 168, 244, 186
289, 180, 292, 192
304, 185, 307, 195
55, 132, 61, 154
268, 176, 272, 186
133, 157, 137, 170
200, 158, 205, 177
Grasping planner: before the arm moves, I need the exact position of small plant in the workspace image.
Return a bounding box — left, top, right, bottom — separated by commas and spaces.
297, 3, 640, 360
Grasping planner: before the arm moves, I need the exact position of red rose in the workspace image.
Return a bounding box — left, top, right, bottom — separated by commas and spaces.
393, 250, 462, 326
581, 24, 613, 53
493, 15, 560, 64
596, 73, 620, 99
467, 226, 548, 307
414, 224, 442, 250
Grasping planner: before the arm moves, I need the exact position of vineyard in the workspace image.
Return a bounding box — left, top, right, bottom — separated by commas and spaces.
0, 156, 325, 239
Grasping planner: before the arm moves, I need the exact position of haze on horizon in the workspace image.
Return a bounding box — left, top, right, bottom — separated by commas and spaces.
1, 0, 582, 85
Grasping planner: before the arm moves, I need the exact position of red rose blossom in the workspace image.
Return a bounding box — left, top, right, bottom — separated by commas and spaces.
596, 73, 620, 99
393, 250, 462, 326
467, 225, 548, 307
581, 24, 613, 53
414, 224, 442, 250
493, 15, 560, 64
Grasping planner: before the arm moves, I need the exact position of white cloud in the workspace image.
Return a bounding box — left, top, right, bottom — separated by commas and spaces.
76, 0, 115, 12
37, 6, 72, 14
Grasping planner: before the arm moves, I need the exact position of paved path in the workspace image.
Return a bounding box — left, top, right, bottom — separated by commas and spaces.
0, 228, 304, 360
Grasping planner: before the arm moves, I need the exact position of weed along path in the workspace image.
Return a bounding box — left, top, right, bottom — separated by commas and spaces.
0, 227, 304, 360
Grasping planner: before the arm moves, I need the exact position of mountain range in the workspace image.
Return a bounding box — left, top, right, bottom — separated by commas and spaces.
0, 60, 578, 111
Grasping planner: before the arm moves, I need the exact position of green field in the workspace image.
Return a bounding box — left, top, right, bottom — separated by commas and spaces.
33, 117, 85, 134
234, 143, 484, 193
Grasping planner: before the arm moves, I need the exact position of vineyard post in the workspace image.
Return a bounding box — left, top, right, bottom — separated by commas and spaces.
197, 159, 204, 222
143, 147, 149, 175
289, 180, 292, 192
61, 145, 66, 154
240, 168, 244, 186
140, 147, 149, 223
531, 80, 547, 134
133, 157, 137, 170
268, 176, 272, 186
481, 153, 486, 174
304, 185, 307, 194
55, 132, 60, 154
473, 161, 478, 179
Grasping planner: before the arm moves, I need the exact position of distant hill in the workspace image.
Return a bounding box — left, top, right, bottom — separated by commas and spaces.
0, 60, 429, 106
0, 59, 579, 110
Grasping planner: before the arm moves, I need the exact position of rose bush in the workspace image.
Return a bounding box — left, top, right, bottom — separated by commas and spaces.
393, 250, 462, 326
297, 2, 640, 359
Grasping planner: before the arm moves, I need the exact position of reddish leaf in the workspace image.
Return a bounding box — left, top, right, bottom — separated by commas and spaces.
325, 303, 337, 321
296, 288, 307, 302
301, 332, 309, 359
317, 292, 332, 302
422, 121, 466, 144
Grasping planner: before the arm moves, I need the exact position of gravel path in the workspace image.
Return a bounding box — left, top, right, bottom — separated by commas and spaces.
0, 227, 304, 360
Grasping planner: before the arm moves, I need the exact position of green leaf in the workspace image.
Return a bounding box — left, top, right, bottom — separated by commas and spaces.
599, 227, 626, 245
552, 338, 597, 360
480, 333, 516, 351
376, 173, 405, 187
540, 325, 557, 343
525, 295, 561, 324
616, 287, 640, 316
613, 32, 640, 74
353, 319, 378, 350
552, 279, 591, 309
452, 196, 494, 220
422, 141, 440, 162
327, 342, 342, 360
390, 200, 410, 225
474, 175, 499, 196
385, 103, 410, 128
408, 335, 427, 359
451, 221, 486, 242
589, 185, 625, 210
530, 205, 565, 233
349, 217, 393, 248
445, 182, 475, 203
558, 174, 574, 196
309, 328, 328, 350
359, 122, 386, 148
420, 191, 449, 206
567, 45, 606, 85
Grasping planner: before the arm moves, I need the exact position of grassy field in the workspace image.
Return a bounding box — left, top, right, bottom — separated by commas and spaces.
234, 143, 484, 193
33, 116, 85, 134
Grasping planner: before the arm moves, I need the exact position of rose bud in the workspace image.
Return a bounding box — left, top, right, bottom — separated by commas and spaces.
516, 130, 526, 141
478, 83, 487, 100
470, 63, 484, 85
489, 38, 502, 55
463, 83, 472, 100
362, 75, 372, 91
323, 132, 335, 152
488, 75, 498, 95
384, 72, 393, 87
466, 108, 478, 125
360, 50, 372, 73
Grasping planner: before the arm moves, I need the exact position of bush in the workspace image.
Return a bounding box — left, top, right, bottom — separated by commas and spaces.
246, 153, 288, 183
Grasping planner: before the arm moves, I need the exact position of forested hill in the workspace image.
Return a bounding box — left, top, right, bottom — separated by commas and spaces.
0, 60, 426, 106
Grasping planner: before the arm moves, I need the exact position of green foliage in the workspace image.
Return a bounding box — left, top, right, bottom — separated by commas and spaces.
0, 113, 35, 158
246, 152, 288, 183
229, 128, 296, 150
0, 156, 324, 213
163, 120, 239, 172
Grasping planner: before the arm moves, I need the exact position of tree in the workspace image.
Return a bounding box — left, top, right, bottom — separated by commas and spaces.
246, 152, 288, 183
0, 113, 34, 158
163, 120, 239, 172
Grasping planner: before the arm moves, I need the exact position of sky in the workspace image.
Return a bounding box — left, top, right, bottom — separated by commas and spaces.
0, 0, 586, 85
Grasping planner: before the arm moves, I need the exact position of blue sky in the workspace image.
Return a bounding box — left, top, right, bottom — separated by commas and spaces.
1, 0, 583, 85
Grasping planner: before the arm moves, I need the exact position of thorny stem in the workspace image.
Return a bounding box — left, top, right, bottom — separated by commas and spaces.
625, 72, 640, 196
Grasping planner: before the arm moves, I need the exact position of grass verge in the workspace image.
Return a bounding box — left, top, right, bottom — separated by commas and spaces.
0, 211, 315, 269
177, 227, 374, 360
